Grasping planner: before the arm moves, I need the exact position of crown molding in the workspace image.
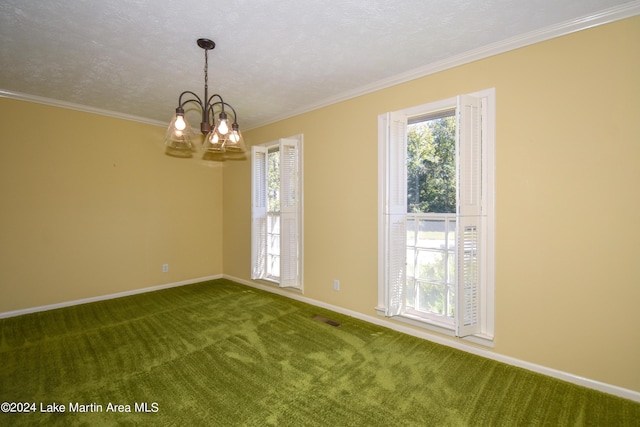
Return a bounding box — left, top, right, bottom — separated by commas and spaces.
1, 2, 639, 130
0, 89, 167, 128
246, 0, 640, 130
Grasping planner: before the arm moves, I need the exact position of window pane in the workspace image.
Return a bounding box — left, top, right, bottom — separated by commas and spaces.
267, 212, 280, 279
447, 284, 456, 317
448, 250, 456, 283
416, 249, 446, 282
418, 219, 447, 249
407, 218, 416, 246
406, 247, 415, 277
268, 213, 280, 234
268, 150, 280, 212
406, 279, 416, 309
447, 219, 456, 250
268, 234, 280, 255
416, 282, 447, 315
407, 115, 456, 214
268, 255, 280, 277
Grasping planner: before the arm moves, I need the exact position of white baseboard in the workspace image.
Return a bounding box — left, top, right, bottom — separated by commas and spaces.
0, 275, 223, 319
2, 274, 638, 403
224, 274, 640, 403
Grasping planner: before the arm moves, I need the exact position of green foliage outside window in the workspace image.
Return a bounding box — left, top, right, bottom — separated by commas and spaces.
407, 117, 456, 214
268, 150, 280, 212
407, 116, 457, 318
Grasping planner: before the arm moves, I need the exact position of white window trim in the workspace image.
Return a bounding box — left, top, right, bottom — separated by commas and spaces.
377, 89, 495, 347
251, 134, 304, 291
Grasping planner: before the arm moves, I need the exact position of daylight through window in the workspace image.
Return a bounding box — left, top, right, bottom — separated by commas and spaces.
378, 89, 495, 344
251, 135, 303, 290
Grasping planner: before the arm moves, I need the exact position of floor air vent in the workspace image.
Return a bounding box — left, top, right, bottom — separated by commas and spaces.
313, 315, 341, 327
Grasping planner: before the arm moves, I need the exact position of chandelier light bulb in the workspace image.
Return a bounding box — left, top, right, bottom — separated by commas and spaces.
218, 119, 228, 135
175, 115, 186, 131
230, 130, 239, 143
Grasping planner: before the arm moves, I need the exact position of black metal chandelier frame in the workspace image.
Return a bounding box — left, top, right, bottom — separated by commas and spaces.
174, 38, 240, 137
165, 38, 245, 158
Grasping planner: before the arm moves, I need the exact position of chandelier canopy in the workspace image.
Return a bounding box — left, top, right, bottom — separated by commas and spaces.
164, 38, 246, 160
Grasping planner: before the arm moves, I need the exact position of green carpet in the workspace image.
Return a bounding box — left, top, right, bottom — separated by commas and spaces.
1, 279, 638, 426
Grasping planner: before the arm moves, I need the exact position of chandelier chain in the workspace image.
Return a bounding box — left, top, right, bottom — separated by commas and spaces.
204, 48, 209, 92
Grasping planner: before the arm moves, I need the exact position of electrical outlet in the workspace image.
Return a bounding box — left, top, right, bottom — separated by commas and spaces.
162, 264, 169, 273
333, 279, 340, 291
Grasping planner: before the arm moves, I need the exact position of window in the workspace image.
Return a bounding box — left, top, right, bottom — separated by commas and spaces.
251, 135, 303, 290
378, 89, 495, 344
406, 110, 457, 324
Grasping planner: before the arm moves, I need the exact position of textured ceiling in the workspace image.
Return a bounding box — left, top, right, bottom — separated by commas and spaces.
0, 0, 637, 130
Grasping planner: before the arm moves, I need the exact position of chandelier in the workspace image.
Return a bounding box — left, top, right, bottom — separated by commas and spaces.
164, 38, 246, 159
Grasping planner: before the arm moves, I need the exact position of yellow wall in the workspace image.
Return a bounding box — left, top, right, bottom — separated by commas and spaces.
1, 15, 638, 395
0, 99, 224, 312
223, 16, 640, 392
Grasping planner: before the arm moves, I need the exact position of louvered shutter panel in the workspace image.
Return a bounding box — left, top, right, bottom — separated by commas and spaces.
279, 138, 302, 289
251, 145, 268, 280
456, 94, 482, 337
383, 112, 408, 316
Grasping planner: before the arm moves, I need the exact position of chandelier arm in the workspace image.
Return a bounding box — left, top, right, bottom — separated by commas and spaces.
177, 91, 204, 110
206, 94, 225, 112
205, 94, 223, 128
207, 99, 239, 124
178, 91, 213, 134
222, 103, 238, 124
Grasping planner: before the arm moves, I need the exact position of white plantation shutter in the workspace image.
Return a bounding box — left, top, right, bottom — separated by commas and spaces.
456, 94, 483, 337
279, 137, 302, 289
251, 145, 268, 280
382, 112, 408, 316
